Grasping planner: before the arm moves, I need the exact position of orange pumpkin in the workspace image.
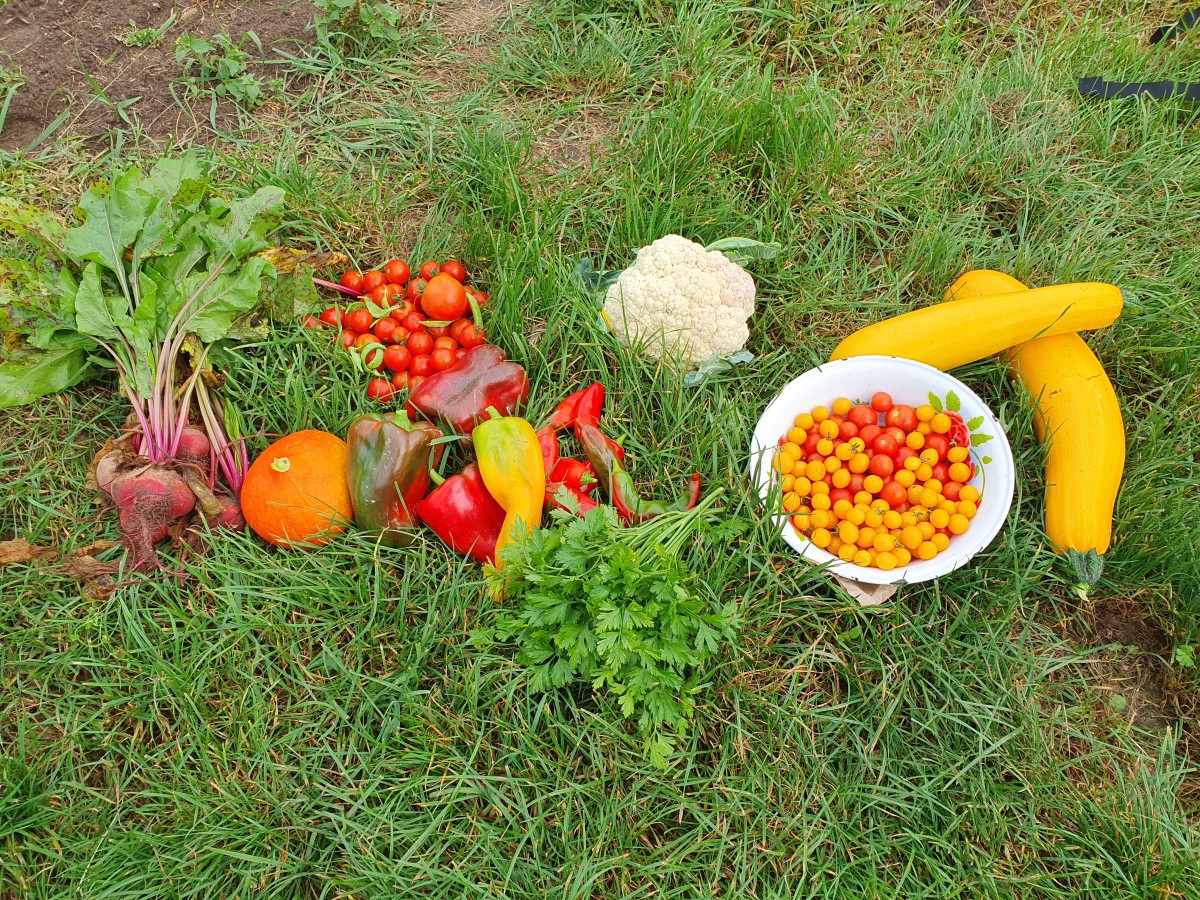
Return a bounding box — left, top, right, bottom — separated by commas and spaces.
241, 430, 354, 548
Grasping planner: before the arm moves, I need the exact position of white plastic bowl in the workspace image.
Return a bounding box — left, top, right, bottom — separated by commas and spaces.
748, 356, 1015, 585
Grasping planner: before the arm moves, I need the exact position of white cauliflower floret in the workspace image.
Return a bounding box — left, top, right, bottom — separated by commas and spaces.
602, 234, 757, 367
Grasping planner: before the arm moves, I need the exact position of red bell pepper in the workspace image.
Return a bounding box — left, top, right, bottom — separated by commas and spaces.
545, 457, 600, 517
577, 422, 701, 525
407, 344, 529, 435
537, 426, 559, 475
414, 463, 507, 564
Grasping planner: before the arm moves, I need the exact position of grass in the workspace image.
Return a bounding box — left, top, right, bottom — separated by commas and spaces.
2, 0, 1200, 896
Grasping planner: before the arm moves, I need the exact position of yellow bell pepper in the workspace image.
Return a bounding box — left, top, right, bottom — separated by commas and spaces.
474, 408, 546, 564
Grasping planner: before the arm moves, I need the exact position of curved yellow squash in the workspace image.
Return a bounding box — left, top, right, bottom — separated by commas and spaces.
944, 270, 1125, 565
830, 281, 1123, 370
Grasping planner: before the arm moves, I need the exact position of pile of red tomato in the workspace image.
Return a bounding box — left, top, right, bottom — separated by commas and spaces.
305, 258, 491, 402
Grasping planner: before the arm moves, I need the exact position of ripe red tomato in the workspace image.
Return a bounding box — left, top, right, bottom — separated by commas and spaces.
361, 270, 386, 293
406, 331, 434, 355
448, 317, 472, 343
931, 463, 950, 483
440, 259, 467, 282
420, 274, 469, 321
361, 342, 386, 371
886, 404, 918, 432
382, 283, 405, 302
430, 347, 457, 371
848, 474, 865, 493
383, 344, 411, 372
401, 312, 425, 333
465, 285, 486, 307
838, 421, 859, 440
456, 322, 487, 348
390, 371, 410, 391
418, 261, 440, 280
345, 308, 375, 334
408, 375, 426, 391
374, 318, 399, 343
390, 301, 417, 321
319, 307, 344, 328
868, 454, 894, 478
942, 481, 962, 502
340, 329, 357, 348
878, 480, 907, 509
872, 433, 899, 456
409, 354, 433, 377
848, 405, 876, 428
383, 259, 410, 285
407, 278, 428, 302
366, 378, 394, 402
859, 424, 882, 446
302, 315, 324, 329
830, 488, 853, 505
426, 324, 449, 339
368, 285, 391, 308
354, 332, 381, 349
433, 336, 459, 352
390, 326, 410, 344
870, 392, 893, 413
339, 271, 363, 291
896, 446, 917, 466
924, 433, 950, 461
884, 426, 907, 446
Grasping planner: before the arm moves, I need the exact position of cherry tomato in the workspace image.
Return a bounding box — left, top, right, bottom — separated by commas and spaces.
430, 348, 457, 372
354, 332, 381, 349
319, 307, 344, 328
859, 424, 882, 446
383, 344, 411, 372
361, 342, 386, 371
871, 392, 893, 413
465, 285, 487, 307
420, 274, 469, 321
924, 433, 950, 461
879, 480, 907, 509
374, 318, 399, 343
339, 271, 363, 291
456, 322, 487, 348
848, 474, 865, 493
408, 375, 426, 391
838, 421, 859, 440
884, 425, 907, 445
400, 312, 425, 333
932, 463, 950, 483
942, 481, 962, 502
426, 324, 449, 339
390, 371, 410, 391
361, 270, 386, 293
869, 454, 894, 478
872, 433, 899, 456
382, 283, 405, 302
383, 259, 410, 285
448, 317, 472, 343
340, 329, 357, 348
440, 259, 467, 282
829, 488, 853, 505
886, 404, 918, 432
390, 326, 410, 344
409, 354, 433, 377
848, 405, 876, 428
896, 446, 917, 466
345, 308, 375, 334
433, 336, 459, 352
419, 261, 440, 280
366, 378, 394, 402
390, 301, 417, 321
406, 331, 434, 355
368, 285, 391, 309
302, 315, 324, 329
407, 278, 428, 302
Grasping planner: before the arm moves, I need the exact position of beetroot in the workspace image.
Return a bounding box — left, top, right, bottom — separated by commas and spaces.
207, 493, 246, 531
109, 467, 197, 570
175, 425, 212, 468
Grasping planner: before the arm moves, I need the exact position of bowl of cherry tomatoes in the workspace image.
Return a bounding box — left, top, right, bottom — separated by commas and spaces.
748, 356, 1015, 585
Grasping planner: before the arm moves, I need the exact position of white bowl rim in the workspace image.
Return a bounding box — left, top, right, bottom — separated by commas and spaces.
748, 355, 1016, 585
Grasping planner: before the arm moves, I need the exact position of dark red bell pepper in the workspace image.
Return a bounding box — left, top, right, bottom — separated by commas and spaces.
546, 483, 599, 516
537, 426, 559, 475
407, 344, 529, 435
549, 457, 598, 495
577, 422, 701, 525
414, 463, 507, 565
346, 411, 444, 547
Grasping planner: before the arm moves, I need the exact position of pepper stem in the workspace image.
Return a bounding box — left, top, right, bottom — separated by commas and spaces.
270, 457, 291, 473
429, 468, 446, 486
484, 405, 503, 422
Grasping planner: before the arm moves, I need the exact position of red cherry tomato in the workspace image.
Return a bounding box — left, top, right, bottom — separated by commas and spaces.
878, 480, 907, 509
374, 318, 399, 343
456, 322, 487, 348
924, 433, 950, 461
932, 462, 950, 483
400, 312, 425, 333
390, 301, 417, 321
942, 482, 962, 502
426, 324, 449, 339
830, 488, 853, 505
838, 421, 859, 440
361, 270, 386, 293
366, 378, 394, 402
884, 425, 907, 445
361, 342, 386, 371
868, 454, 894, 478
430, 347, 457, 371
368, 285, 390, 307
339, 329, 357, 348
859, 424, 882, 446
406, 331, 434, 355
440, 259, 467, 282
465, 285, 486, 307
383, 344, 411, 372
420, 274, 469, 321
383, 259, 410, 285
409, 354, 433, 377
848, 474, 865, 493
319, 307, 344, 328
390, 326, 410, 344
872, 433, 899, 456
448, 318, 472, 343
354, 332, 381, 349
848, 405, 876, 428
433, 336, 459, 352
345, 308, 374, 334
896, 446, 917, 466
408, 375, 426, 391
383, 283, 405, 302
418, 261, 440, 280
886, 404, 918, 432
870, 392, 893, 413
339, 271, 363, 291
407, 278, 428, 302
390, 371, 410, 391
302, 315, 324, 329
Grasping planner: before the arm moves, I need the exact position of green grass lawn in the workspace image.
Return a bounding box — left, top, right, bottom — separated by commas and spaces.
2, 0, 1199, 896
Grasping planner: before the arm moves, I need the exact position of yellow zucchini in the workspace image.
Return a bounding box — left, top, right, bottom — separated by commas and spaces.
944, 269, 1125, 588
830, 281, 1123, 370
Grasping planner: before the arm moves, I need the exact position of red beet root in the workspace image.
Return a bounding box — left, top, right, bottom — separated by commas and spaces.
175, 425, 212, 468
208, 493, 245, 531
109, 467, 197, 570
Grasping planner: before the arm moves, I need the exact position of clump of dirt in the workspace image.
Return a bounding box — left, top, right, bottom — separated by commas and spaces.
0, 0, 312, 151
1072, 597, 1198, 767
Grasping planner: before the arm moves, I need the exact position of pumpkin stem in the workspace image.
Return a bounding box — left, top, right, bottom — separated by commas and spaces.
270, 456, 291, 474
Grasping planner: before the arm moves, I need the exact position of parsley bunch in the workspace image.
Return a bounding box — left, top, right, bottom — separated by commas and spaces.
481, 491, 738, 768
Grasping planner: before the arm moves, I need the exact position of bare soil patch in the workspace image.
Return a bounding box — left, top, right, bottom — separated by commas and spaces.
0, 0, 312, 151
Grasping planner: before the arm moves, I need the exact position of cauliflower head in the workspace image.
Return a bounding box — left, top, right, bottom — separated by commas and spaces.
602, 234, 756, 367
